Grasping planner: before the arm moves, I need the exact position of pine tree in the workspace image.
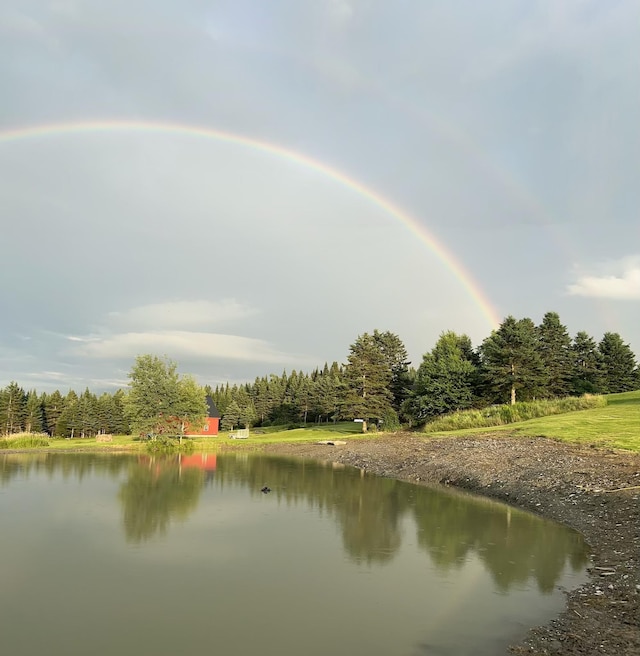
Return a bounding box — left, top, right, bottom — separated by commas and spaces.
480, 316, 546, 404
537, 312, 574, 397
598, 333, 637, 393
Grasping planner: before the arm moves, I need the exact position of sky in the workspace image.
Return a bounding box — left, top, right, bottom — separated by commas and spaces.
1, 0, 639, 392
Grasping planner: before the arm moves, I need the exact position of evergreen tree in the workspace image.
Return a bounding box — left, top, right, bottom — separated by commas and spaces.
342, 333, 393, 429
77, 388, 98, 437
221, 400, 241, 431
480, 316, 546, 404
372, 330, 411, 410
598, 333, 638, 393
23, 390, 44, 433
111, 389, 129, 434
405, 331, 477, 422
0, 382, 26, 434
250, 377, 269, 425
57, 390, 79, 438
537, 312, 574, 397
42, 390, 64, 436
570, 332, 603, 394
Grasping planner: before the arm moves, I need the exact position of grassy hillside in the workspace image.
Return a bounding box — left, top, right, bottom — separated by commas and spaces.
428, 390, 640, 451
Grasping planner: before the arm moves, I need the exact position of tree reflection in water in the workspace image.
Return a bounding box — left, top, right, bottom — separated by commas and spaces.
0, 452, 588, 591
118, 455, 207, 543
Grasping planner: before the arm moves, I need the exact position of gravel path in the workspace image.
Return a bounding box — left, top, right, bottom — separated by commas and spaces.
258, 433, 640, 656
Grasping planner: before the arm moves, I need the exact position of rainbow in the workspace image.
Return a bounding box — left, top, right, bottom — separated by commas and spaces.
0, 119, 501, 329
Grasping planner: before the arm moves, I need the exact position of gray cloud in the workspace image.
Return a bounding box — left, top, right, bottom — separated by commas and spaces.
1, 0, 639, 390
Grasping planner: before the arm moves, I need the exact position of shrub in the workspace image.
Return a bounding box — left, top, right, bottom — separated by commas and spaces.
380, 408, 401, 432
145, 435, 195, 454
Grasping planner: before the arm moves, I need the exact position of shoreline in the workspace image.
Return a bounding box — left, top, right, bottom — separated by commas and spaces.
259, 433, 639, 656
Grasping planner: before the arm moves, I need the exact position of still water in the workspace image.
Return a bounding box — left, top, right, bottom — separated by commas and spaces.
0, 453, 588, 656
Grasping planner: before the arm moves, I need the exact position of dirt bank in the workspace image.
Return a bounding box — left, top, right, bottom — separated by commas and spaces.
260, 434, 640, 656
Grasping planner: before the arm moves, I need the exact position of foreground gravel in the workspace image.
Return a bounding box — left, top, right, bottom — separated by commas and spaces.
258, 433, 640, 656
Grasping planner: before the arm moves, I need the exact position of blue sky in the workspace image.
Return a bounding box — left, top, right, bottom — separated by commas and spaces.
1, 0, 639, 391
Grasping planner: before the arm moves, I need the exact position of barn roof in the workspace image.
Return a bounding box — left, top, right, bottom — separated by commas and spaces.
205, 395, 220, 418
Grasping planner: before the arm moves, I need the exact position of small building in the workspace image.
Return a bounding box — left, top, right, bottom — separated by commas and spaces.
186, 396, 221, 436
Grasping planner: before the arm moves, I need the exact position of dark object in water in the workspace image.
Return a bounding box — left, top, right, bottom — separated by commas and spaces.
261, 486, 271, 493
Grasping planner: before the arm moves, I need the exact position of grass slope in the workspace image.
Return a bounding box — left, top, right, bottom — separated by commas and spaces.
428, 390, 640, 451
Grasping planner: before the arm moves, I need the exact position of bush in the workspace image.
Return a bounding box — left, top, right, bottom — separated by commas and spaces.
145, 435, 195, 454
424, 395, 607, 433
380, 408, 401, 432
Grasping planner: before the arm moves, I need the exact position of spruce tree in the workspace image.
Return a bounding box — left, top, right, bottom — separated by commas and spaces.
570, 332, 603, 394
405, 331, 477, 421
0, 382, 26, 434
342, 333, 393, 428
42, 390, 64, 436
598, 333, 638, 393
480, 316, 545, 404
23, 390, 44, 433
221, 400, 241, 431
537, 312, 574, 397
372, 330, 411, 410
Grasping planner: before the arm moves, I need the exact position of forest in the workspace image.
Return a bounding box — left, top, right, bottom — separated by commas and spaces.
1, 311, 638, 437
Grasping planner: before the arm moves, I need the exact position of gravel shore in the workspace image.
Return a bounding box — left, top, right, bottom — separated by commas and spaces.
260, 434, 640, 656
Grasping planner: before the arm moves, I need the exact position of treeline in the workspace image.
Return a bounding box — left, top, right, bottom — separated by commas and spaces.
2, 311, 639, 436
209, 313, 639, 429
0, 386, 128, 437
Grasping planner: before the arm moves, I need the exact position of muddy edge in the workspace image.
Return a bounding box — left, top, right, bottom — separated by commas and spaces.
258, 434, 640, 656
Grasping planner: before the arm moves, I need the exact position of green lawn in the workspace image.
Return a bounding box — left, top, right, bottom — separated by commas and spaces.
428, 390, 640, 451
1, 422, 369, 452
3, 396, 638, 453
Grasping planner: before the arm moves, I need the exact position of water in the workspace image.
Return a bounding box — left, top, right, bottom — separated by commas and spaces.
0, 453, 589, 656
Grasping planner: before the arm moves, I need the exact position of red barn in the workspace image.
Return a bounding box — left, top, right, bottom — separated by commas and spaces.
186, 396, 220, 436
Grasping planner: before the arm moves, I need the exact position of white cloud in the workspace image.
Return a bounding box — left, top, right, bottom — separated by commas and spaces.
69, 330, 304, 364
567, 257, 640, 300
107, 299, 258, 331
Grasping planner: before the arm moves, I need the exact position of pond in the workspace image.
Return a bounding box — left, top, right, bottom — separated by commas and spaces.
0, 453, 589, 656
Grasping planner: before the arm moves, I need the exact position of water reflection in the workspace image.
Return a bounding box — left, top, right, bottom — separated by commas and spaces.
118, 455, 208, 543
0, 452, 588, 593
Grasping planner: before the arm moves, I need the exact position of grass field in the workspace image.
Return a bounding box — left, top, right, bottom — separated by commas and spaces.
2, 394, 638, 452
428, 390, 640, 452
0, 422, 368, 452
